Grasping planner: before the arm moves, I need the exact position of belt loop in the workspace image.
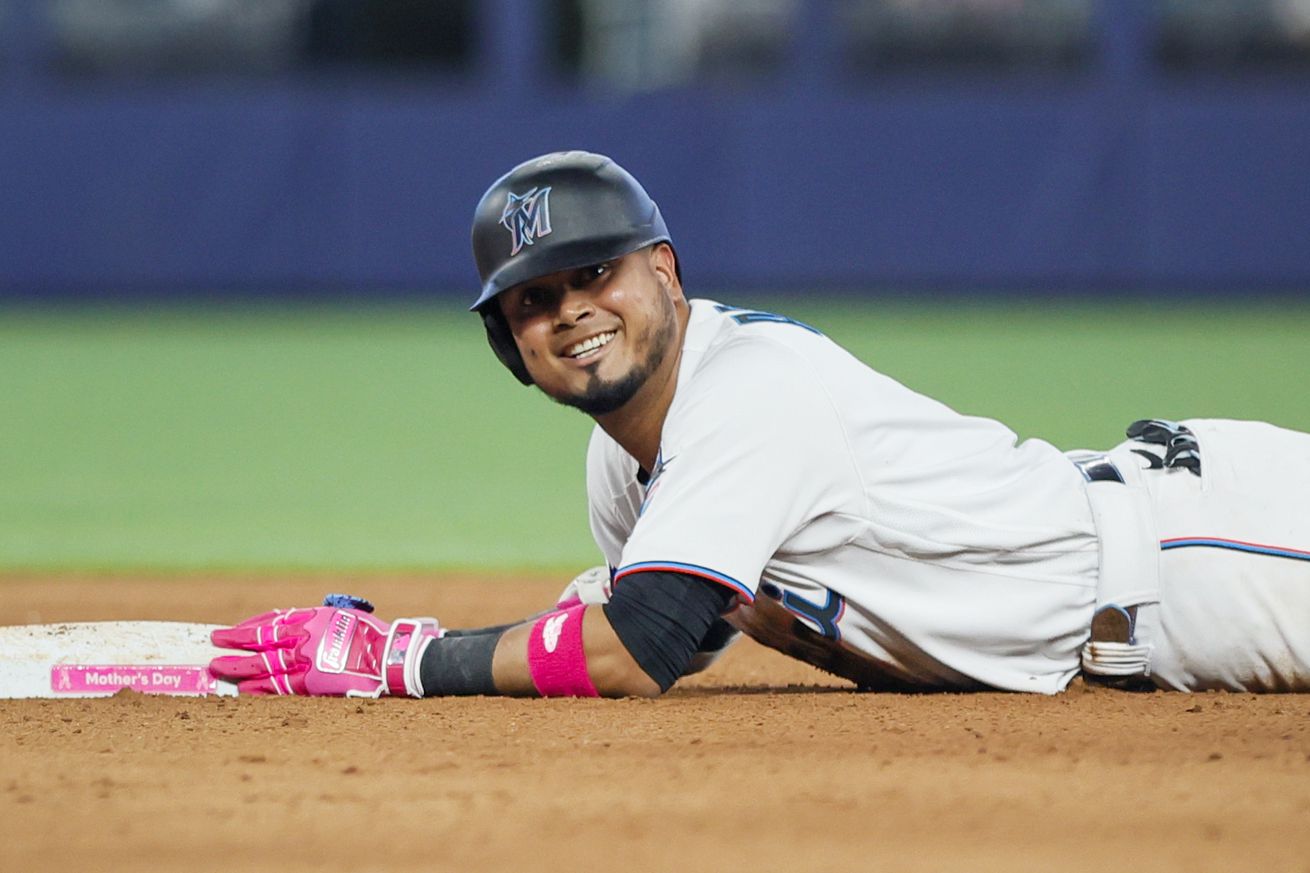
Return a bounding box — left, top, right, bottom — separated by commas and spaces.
1070, 450, 1161, 684
1073, 455, 1125, 484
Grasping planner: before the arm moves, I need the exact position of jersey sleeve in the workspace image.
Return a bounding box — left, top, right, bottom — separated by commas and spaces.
613, 338, 861, 602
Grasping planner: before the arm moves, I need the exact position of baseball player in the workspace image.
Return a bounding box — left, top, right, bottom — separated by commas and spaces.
209, 151, 1310, 698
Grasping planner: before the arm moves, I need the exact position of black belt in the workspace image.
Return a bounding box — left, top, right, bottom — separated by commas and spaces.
1072, 454, 1124, 484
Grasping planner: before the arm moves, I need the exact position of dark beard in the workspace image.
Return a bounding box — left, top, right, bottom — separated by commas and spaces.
549, 295, 677, 416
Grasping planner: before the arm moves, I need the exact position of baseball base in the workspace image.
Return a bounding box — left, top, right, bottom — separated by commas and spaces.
0, 621, 238, 698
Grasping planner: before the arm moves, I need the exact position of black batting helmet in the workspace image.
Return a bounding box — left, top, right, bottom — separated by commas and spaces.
469, 151, 674, 385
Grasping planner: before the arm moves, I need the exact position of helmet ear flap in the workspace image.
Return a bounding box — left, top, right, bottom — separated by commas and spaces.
481, 308, 533, 386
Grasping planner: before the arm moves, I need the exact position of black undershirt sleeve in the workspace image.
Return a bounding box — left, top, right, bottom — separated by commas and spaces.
603, 570, 735, 692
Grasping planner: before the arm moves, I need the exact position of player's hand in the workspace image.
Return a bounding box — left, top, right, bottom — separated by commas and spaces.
556, 565, 613, 608
208, 595, 442, 697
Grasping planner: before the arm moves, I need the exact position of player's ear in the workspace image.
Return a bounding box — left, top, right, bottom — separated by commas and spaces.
649, 243, 680, 295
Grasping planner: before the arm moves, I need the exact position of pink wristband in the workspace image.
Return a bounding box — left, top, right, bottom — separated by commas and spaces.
527, 604, 599, 697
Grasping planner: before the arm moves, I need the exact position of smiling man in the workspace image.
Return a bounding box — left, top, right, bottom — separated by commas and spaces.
209, 151, 1310, 699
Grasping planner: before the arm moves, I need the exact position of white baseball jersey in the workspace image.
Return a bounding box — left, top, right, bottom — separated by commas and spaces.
587, 299, 1103, 693
587, 300, 1310, 694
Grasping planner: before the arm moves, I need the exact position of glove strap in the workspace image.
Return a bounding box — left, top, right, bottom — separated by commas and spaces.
383, 618, 442, 698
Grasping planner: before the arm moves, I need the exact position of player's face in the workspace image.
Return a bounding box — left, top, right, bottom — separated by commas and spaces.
498, 244, 685, 416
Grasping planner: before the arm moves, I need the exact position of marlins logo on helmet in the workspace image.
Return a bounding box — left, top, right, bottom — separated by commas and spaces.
500, 187, 553, 256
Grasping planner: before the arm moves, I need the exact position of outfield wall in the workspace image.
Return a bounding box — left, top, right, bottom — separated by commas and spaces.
2, 1, 1309, 298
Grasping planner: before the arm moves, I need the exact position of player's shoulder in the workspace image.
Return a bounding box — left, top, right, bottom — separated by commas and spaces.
685, 299, 839, 393
690, 298, 824, 347
662, 300, 852, 440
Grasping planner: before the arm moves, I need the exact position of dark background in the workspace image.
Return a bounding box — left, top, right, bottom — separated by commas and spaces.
2, 0, 1308, 300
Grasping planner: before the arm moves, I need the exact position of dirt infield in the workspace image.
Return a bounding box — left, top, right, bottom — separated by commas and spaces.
2, 575, 1308, 873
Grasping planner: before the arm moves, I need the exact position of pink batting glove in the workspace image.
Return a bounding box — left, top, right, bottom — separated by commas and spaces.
208, 604, 442, 697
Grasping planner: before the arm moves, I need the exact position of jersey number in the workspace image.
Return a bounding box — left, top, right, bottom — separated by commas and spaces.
713, 304, 823, 335
779, 588, 845, 640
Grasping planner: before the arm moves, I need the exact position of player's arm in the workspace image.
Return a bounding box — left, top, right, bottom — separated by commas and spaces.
487, 603, 656, 696
471, 564, 740, 677
419, 570, 732, 697
208, 572, 733, 698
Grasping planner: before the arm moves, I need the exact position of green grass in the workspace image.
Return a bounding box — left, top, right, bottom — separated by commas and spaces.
2, 297, 1308, 572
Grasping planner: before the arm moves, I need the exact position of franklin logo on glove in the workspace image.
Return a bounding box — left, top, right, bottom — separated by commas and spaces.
317, 611, 357, 674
